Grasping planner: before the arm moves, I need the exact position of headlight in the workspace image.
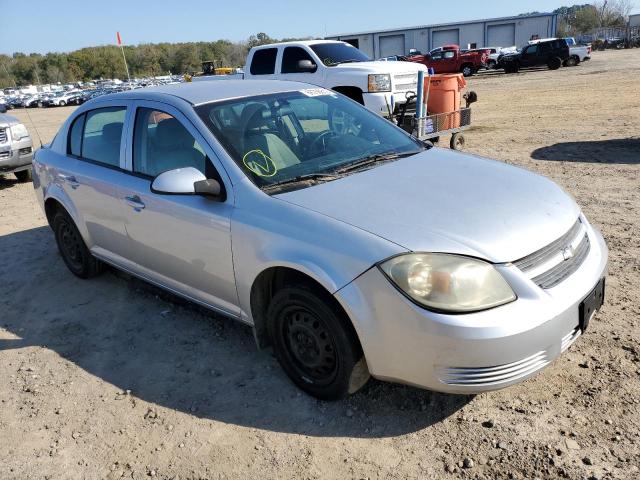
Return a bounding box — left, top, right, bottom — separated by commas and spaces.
368, 74, 391, 92
10, 123, 30, 141
379, 253, 516, 313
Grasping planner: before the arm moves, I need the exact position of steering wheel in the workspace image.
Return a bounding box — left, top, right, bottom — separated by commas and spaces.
308, 130, 336, 156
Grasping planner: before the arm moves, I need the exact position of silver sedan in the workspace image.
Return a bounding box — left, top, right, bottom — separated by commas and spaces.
32, 80, 608, 399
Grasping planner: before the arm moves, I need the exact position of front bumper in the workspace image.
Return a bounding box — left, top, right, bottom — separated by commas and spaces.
0, 144, 33, 174
363, 92, 414, 117
335, 223, 608, 394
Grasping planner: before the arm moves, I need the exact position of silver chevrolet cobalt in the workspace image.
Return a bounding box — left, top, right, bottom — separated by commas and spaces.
33, 81, 607, 399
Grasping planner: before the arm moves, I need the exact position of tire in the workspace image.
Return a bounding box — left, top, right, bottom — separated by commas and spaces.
504, 62, 519, 74
564, 56, 577, 67
487, 60, 497, 69
59, 100, 66, 106
14, 168, 32, 182
461, 64, 474, 77
547, 57, 562, 70
52, 210, 103, 279
267, 285, 369, 400
450, 133, 465, 151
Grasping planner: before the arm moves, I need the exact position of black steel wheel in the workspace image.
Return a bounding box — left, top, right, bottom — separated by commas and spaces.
52, 210, 102, 278
461, 64, 474, 77
267, 285, 369, 400
547, 57, 562, 70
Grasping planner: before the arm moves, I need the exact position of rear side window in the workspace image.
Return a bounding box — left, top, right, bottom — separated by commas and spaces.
250, 48, 277, 75
81, 107, 126, 167
281, 47, 314, 73
68, 114, 85, 157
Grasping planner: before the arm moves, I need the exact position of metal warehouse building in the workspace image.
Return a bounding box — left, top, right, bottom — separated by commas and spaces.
326, 13, 558, 58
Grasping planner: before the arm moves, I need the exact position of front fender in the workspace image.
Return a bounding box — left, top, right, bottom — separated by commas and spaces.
231, 188, 405, 324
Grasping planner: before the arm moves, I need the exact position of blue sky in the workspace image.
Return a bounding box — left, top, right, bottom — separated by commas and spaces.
2, 0, 639, 54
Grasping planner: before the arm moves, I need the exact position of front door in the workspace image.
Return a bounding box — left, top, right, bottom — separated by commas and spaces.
118, 102, 239, 316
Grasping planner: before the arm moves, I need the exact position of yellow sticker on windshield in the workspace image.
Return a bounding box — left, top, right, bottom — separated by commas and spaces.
243, 149, 278, 177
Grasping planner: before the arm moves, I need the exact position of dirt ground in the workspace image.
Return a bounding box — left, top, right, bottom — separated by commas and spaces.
1, 49, 639, 480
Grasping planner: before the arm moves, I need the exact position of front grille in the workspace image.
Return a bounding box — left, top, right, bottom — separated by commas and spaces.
514, 218, 590, 289
0, 128, 7, 143
438, 350, 550, 386
0, 150, 10, 159
394, 73, 418, 92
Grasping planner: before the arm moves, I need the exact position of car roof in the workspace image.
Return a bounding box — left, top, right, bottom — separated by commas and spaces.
90, 79, 318, 107
252, 39, 345, 49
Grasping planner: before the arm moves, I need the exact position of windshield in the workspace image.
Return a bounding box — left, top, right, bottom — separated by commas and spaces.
196, 90, 424, 192
309, 43, 371, 66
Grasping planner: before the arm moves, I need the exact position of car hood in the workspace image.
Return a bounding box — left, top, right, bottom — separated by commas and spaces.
331, 61, 427, 74
275, 149, 580, 263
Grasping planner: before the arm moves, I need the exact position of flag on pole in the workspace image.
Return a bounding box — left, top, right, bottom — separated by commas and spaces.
116, 31, 122, 46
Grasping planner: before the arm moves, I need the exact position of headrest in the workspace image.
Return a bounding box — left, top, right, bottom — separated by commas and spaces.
102, 122, 123, 143
240, 103, 269, 133
155, 118, 194, 148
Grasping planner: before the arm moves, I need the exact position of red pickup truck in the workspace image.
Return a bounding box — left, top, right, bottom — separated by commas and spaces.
407, 45, 487, 77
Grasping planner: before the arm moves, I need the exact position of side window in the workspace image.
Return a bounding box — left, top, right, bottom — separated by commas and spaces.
68, 113, 85, 157
431, 52, 443, 60
81, 107, 126, 167
281, 47, 315, 73
133, 108, 206, 178
444, 51, 455, 59
539, 42, 551, 53
250, 48, 278, 75
524, 45, 537, 55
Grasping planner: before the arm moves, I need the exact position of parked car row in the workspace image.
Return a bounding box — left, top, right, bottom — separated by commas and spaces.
0, 77, 183, 110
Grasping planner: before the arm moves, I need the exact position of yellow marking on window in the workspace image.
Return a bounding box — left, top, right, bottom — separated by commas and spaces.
242, 149, 278, 177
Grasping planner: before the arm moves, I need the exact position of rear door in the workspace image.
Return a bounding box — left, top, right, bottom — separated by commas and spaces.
248, 47, 280, 80
117, 100, 239, 316
62, 102, 132, 258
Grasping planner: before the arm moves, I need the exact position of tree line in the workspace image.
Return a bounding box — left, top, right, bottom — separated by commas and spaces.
0, 32, 311, 89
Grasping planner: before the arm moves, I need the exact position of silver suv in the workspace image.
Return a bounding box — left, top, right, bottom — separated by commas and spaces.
32, 81, 607, 400
0, 113, 34, 182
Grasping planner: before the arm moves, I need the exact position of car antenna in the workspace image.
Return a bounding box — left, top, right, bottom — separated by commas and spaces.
2, 63, 44, 149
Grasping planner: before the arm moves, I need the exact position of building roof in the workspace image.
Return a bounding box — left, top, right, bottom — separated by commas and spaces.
94, 80, 313, 106
327, 13, 557, 38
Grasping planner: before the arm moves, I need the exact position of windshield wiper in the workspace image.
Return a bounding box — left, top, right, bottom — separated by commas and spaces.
261, 173, 341, 193
333, 151, 421, 174
326, 59, 362, 66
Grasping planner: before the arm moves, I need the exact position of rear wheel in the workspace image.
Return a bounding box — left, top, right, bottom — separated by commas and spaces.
14, 168, 32, 182
547, 57, 562, 70
52, 210, 103, 278
564, 56, 578, 67
450, 133, 465, 151
267, 285, 369, 400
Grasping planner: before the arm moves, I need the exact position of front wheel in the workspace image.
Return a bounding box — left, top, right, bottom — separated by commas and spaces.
461, 64, 474, 77
52, 210, 103, 278
14, 168, 32, 182
267, 285, 369, 400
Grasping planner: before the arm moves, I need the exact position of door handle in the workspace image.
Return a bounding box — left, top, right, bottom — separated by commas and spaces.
59, 174, 79, 189
124, 195, 146, 211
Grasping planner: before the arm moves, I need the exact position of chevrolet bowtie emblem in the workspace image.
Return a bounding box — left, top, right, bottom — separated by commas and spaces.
561, 246, 575, 261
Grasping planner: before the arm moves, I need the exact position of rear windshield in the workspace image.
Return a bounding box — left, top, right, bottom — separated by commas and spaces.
309, 43, 370, 66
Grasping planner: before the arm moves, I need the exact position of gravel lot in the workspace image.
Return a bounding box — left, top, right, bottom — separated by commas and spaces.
1, 49, 639, 480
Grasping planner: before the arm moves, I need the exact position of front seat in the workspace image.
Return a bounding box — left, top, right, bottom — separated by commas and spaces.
152, 118, 205, 175
240, 104, 300, 170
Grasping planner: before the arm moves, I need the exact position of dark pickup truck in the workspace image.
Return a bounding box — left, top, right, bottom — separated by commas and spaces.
498, 38, 570, 73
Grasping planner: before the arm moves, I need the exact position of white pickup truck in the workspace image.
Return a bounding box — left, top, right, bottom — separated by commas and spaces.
196, 40, 427, 117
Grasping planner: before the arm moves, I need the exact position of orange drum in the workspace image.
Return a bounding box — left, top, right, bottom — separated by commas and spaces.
425, 73, 466, 128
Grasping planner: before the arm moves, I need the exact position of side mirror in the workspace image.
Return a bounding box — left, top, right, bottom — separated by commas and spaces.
151, 167, 222, 200
297, 60, 317, 73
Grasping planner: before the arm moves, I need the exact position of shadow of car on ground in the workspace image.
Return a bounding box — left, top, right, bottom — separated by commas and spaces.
531, 138, 640, 164
0, 225, 471, 438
